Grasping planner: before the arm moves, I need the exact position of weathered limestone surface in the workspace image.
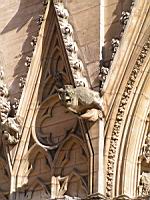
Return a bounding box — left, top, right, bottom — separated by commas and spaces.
0, 0, 43, 100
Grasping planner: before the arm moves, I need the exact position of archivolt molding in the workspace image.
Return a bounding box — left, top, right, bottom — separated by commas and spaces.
106, 35, 150, 197
103, 0, 150, 116
114, 55, 150, 199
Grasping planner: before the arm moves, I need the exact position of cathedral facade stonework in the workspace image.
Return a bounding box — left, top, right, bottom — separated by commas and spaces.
0, 0, 149, 199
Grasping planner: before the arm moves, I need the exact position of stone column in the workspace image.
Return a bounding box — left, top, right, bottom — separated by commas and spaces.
87, 118, 106, 199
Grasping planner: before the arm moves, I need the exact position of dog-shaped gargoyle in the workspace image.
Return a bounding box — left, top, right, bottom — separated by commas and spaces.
57, 85, 104, 121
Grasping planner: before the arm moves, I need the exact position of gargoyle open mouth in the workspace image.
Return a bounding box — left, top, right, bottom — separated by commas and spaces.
65, 96, 72, 104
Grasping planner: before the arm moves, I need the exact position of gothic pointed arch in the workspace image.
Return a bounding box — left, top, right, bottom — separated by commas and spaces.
13, 1, 95, 200
52, 135, 89, 198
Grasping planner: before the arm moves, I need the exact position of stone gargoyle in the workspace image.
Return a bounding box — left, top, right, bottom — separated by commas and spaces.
57, 85, 104, 121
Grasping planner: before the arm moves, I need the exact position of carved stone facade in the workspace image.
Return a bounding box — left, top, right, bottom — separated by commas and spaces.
0, 0, 150, 200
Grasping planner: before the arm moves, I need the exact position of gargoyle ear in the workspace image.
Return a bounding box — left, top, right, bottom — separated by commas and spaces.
56, 88, 64, 93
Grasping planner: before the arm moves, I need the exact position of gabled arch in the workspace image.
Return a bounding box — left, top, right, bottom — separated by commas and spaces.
53, 134, 89, 168
17, 144, 52, 188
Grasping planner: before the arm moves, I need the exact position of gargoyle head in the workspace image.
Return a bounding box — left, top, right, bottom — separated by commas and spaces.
57, 85, 75, 106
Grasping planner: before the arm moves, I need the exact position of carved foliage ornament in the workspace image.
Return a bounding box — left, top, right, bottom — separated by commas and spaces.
0, 58, 16, 198
99, 0, 135, 91
0, 68, 20, 145
54, 2, 89, 88
106, 36, 150, 197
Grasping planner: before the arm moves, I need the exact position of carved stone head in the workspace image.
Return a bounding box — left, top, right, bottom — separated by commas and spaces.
57, 85, 75, 107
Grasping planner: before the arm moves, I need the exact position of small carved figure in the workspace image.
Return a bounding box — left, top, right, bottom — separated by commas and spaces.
139, 172, 150, 195
19, 76, 26, 89
55, 3, 69, 21
25, 56, 32, 67
37, 15, 44, 26
11, 98, 20, 115
2, 131, 19, 145
61, 23, 73, 36
0, 82, 10, 122
0, 68, 20, 145
60, 23, 73, 45
111, 38, 120, 52
142, 132, 150, 163
120, 11, 130, 26
30, 36, 37, 47
99, 66, 109, 82
70, 59, 84, 72
66, 42, 78, 56
42, 0, 48, 7
130, 0, 135, 11
120, 11, 130, 35
111, 38, 120, 61
2, 117, 20, 145
74, 77, 88, 88
57, 85, 103, 121
0, 82, 9, 97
